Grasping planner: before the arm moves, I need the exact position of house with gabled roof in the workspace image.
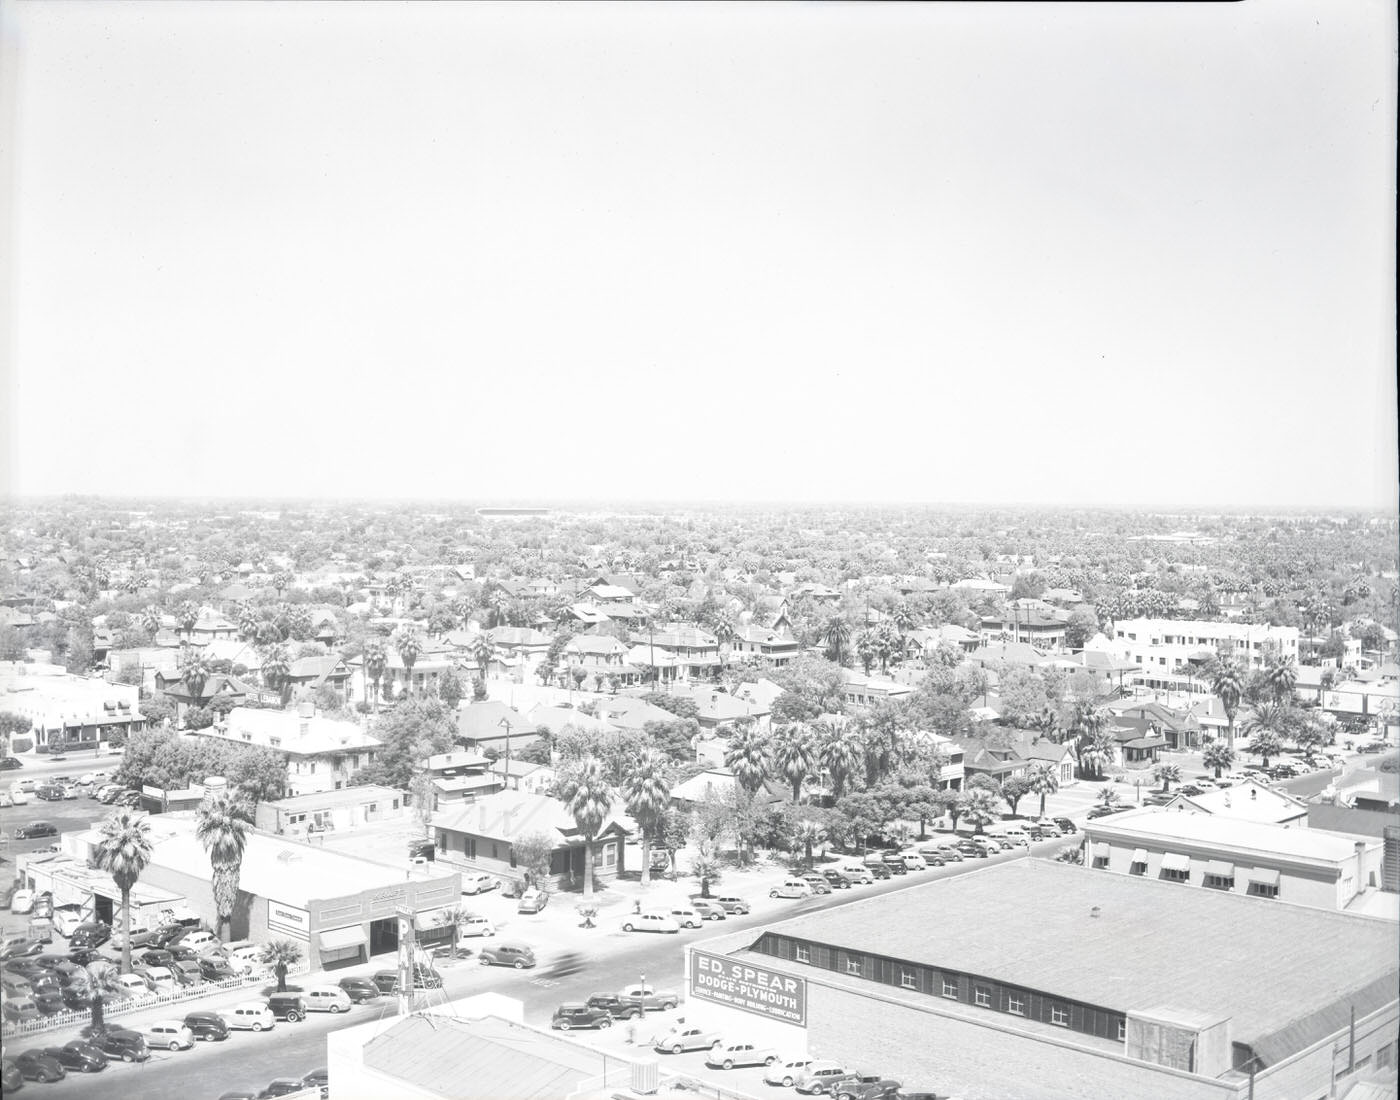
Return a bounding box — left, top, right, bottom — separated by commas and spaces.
732, 624, 800, 666
285, 655, 353, 706
153, 670, 252, 722
455, 700, 539, 757
1111, 700, 1203, 751
431, 789, 631, 891
583, 583, 637, 605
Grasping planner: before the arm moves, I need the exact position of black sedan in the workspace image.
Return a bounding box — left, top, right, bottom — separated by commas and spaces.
81, 1027, 149, 1063
14, 822, 58, 840
14, 1050, 66, 1083
40, 1043, 107, 1074
200, 957, 237, 981
2, 1058, 23, 1093
139, 948, 175, 968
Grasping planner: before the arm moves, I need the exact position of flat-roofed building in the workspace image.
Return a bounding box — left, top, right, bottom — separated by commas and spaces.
1160, 777, 1308, 826
254, 784, 408, 837
0, 661, 145, 751
61, 813, 461, 966
1081, 807, 1389, 913
683, 860, 1398, 1100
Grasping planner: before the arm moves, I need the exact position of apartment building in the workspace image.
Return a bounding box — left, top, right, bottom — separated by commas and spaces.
1113, 618, 1299, 693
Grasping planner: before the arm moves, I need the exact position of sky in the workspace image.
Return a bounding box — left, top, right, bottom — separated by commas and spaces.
1, 1, 1395, 510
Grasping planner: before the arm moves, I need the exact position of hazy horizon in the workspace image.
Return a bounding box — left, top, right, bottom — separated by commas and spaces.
3, 2, 1395, 510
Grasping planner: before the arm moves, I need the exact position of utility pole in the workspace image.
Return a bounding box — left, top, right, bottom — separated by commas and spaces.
498, 717, 513, 769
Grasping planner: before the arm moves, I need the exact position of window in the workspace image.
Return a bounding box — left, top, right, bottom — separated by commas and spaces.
1050, 1004, 1069, 1027
942, 977, 958, 999
1005, 992, 1025, 1016
1117, 1020, 1127, 1041
367, 803, 377, 813
1247, 881, 1279, 899
1161, 867, 1190, 883
974, 986, 991, 1008
602, 842, 617, 869
1092, 856, 1110, 869
846, 955, 863, 976
464, 838, 477, 859
1203, 873, 1234, 890
900, 967, 918, 990
270, 736, 282, 748
795, 944, 811, 964
392, 799, 399, 810
1376, 1043, 1394, 1070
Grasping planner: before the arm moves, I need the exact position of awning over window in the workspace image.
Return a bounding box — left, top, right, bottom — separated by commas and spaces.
1160, 852, 1191, 872
1205, 860, 1234, 877
1250, 868, 1281, 886
317, 925, 367, 952
1092, 842, 1111, 858
1131, 849, 1148, 865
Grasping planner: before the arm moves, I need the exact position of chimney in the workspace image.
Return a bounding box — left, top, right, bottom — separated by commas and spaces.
1090, 906, 1101, 919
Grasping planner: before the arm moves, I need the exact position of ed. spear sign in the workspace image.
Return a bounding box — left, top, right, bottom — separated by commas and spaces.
690, 949, 807, 1026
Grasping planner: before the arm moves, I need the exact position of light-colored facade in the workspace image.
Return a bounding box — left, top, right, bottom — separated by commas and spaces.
197, 705, 381, 797
254, 785, 409, 837
1113, 618, 1300, 693
0, 661, 145, 751
1082, 808, 1388, 913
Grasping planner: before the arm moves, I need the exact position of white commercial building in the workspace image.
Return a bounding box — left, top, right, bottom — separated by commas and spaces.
0, 660, 144, 751
1081, 807, 1390, 914
193, 705, 381, 797
1112, 618, 1299, 693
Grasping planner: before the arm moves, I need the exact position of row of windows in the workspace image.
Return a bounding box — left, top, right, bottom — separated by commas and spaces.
774, 935, 1124, 1041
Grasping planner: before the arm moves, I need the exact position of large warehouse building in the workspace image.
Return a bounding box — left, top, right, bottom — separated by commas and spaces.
684, 860, 1398, 1100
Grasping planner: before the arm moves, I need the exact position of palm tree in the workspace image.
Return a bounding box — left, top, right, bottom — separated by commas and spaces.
262, 644, 291, 704
854, 628, 877, 674
1243, 725, 1284, 769
362, 639, 387, 712
961, 788, 1001, 835
1078, 730, 1117, 780
180, 648, 211, 700
176, 600, 200, 648
1031, 706, 1061, 743
770, 723, 815, 802
1152, 763, 1182, 793
257, 939, 304, 992
561, 758, 615, 902
815, 717, 861, 799
1265, 656, 1299, 705
724, 724, 770, 796
622, 750, 672, 888
1027, 760, 1060, 818
1095, 786, 1122, 813
710, 613, 736, 669
792, 818, 826, 869
236, 601, 259, 641
1210, 660, 1244, 749
272, 571, 292, 599
93, 811, 153, 975
196, 791, 252, 942
1202, 741, 1235, 778
823, 616, 852, 666
395, 627, 424, 698
141, 605, 163, 643
470, 635, 494, 684
434, 903, 478, 959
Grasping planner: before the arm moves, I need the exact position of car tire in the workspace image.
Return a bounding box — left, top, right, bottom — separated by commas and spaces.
479, 957, 491, 966
252, 1023, 263, 1032
661, 1000, 676, 1010
769, 890, 779, 898
764, 1056, 777, 1065
559, 1020, 572, 1031
513, 959, 525, 970
485, 929, 495, 937
122, 1053, 134, 1063
168, 1041, 180, 1051
290, 1011, 303, 1022
623, 922, 635, 932
670, 1044, 683, 1054
627, 1009, 641, 1019
330, 1004, 342, 1013
598, 1018, 611, 1028
782, 1077, 794, 1087
722, 1059, 734, 1070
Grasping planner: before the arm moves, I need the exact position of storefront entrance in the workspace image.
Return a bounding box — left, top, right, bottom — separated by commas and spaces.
369, 917, 399, 956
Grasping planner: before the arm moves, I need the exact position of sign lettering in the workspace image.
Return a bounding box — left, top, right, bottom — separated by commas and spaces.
690, 949, 806, 1026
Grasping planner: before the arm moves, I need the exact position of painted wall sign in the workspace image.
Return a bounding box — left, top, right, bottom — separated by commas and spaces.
691, 949, 807, 1026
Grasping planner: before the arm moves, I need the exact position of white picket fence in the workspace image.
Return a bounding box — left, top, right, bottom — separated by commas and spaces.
0, 959, 312, 1040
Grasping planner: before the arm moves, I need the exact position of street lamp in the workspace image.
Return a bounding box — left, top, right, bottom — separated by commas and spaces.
638, 972, 646, 1023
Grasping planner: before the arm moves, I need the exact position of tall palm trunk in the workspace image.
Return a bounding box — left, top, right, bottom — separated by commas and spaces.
119, 888, 132, 975
582, 840, 596, 901
640, 831, 653, 888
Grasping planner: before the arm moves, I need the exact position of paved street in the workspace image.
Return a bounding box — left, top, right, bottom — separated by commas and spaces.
3, 835, 1056, 1100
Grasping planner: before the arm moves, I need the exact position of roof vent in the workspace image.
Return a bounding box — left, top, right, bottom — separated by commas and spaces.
1250, 789, 1257, 800
1090, 906, 1101, 919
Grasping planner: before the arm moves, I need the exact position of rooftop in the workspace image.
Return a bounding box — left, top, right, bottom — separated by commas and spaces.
1083, 807, 1378, 864
261, 785, 405, 813
1163, 778, 1306, 823
732, 859, 1397, 1060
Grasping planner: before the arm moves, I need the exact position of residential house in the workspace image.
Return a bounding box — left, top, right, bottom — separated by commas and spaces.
592, 696, 684, 733
1081, 807, 1388, 915
254, 785, 408, 838
730, 624, 801, 667
425, 749, 504, 808
431, 789, 631, 891
666, 684, 771, 731
527, 703, 614, 736
285, 655, 354, 707
909, 624, 980, 658
979, 599, 1070, 651
197, 704, 381, 797
628, 623, 721, 683
562, 603, 612, 628
1108, 720, 1167, 771
1111, 701, 1204, 751
840, 670, 913, 708
153, 670, 252, 722
485, 626, 554, 674
958, 737, 1031, 785
348, 641, 455, 703
455, 700, 539, 758
490, 758, 555, 796
583, 584, 637, 606
186, 611, 239, 645
670, 768, 788, 813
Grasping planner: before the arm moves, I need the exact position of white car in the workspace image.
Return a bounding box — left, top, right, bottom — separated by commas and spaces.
706, 1042, 780, 1070
766, 1058, 816, 1087
456, 914, 495, 938
10, 889, 35, 914
460, 873, 499, 896
621, 911, 680, 934
142, 1019, 194, 1051
838, 864, 874, 884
